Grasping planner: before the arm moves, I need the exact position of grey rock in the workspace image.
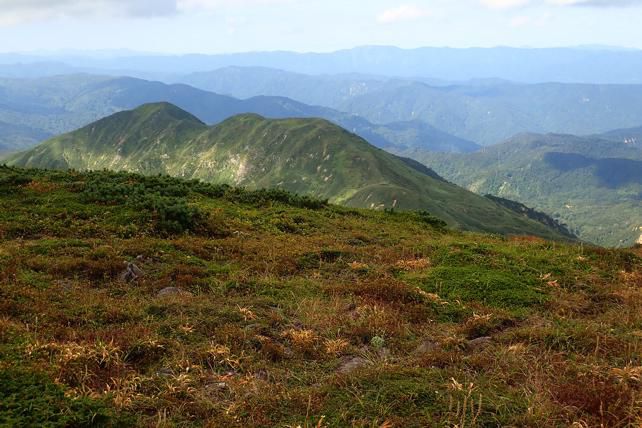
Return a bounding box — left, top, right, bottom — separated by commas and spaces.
467, 336, 493, 350
136, 254, 151, 263
205, 382, 228, 393
415, 339, 439, 354
157, 368, 174, 377
203, 381, 232, 399
337, 356, 370, 374
120, 262, 144, 282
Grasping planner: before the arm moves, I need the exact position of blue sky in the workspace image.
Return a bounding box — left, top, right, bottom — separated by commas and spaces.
0, 0, 640, 53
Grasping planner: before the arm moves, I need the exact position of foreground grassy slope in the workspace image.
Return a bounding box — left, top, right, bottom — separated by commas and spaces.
0, 166, 641, 427
7, 102, 569, 240
418, 133, 642, 247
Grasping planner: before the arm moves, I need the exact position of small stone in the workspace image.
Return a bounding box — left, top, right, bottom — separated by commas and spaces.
157, 287, 192, 298
120, 262, 144, 282
204, 382, 229, 395
337, 356, 370, 374
157, 368, 174, 377
467, 336, 493, 350
415, 339, 439, 354
130, 263, 143, 276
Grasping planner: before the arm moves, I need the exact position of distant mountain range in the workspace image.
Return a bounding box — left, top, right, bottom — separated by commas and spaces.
5, 102, 573, 240
7, 70, 642, 151
176, 67, 642, 146
417, 132, 642, 247
178, 67, 398, 107
0, 121, 51, 154
599, 125, 642, 145
4, 46, 642, 84
0, 75, 478, 155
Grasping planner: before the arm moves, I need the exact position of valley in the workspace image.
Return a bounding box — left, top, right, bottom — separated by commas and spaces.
417, 132, 642, 247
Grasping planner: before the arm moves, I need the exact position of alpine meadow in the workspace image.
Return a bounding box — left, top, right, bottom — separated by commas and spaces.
1, 1, 642, 427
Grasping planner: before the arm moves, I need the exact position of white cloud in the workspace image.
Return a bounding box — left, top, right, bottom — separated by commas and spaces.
0, 0, 177, 25
480, 0, 642, 9
177, 0, 295, 11
509, 11, 551, 27
377, 4, 432, 24
0, 0, 639, 28
0, 0, 298, 26
547, 0, 642, 5
480, 0, 530, 9
510, 15, 531, 26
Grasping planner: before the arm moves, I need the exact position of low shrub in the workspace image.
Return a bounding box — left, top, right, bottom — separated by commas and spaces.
0, 368, 132, 427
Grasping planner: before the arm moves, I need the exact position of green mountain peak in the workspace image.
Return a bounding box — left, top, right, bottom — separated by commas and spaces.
132, 102, 206, 123
7, 103, 573, 240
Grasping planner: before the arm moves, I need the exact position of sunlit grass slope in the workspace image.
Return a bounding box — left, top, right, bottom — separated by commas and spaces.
0, 166, 641, 426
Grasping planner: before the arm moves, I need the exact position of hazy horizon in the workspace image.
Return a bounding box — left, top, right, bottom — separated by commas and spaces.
0, 0, 641, 54
3, 43, 642, 58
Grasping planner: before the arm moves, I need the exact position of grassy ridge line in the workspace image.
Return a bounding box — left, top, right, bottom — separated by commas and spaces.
6, 103, 571, 241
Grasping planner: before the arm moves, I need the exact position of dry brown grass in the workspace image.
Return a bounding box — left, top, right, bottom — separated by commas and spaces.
2, 169, 642, 427
394, 257, 430, 271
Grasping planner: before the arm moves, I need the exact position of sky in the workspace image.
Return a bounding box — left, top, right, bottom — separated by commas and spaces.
0, 0, 641, 54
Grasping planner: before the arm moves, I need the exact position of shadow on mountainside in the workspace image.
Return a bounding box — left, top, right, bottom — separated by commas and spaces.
544, 152, 642, 188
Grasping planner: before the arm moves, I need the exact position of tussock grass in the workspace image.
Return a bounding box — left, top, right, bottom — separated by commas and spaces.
1, 166, 641, 426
